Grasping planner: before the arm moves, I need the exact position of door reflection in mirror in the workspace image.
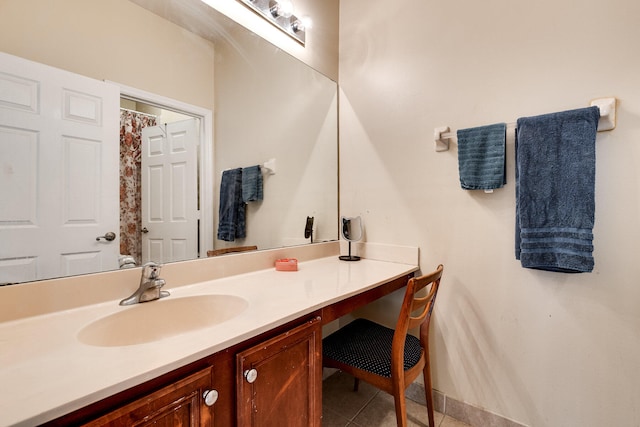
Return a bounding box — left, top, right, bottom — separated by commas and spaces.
119, 103, 199, 267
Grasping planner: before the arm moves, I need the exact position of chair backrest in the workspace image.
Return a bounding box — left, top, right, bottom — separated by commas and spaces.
391, 264, 444, 366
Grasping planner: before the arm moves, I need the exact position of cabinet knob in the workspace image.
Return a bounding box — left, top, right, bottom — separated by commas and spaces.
203, 389, 219, 407
244, 368, 258, 384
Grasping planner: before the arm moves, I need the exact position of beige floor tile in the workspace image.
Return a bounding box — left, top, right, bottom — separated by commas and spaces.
440, 415, 473, 427
322, 371, 378, 420
322, 407, 351, 427
351, 391, 444, 427
322, 371, 470, 427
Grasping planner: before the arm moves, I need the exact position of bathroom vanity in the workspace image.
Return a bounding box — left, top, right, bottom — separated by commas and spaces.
71, 314, 324, 426
0, 243, 418, 426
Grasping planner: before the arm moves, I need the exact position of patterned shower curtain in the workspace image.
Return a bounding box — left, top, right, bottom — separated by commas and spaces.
119, 109, 157, 264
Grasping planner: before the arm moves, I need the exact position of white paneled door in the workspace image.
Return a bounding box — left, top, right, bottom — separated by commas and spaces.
141, 119, 199, 264
0, 52, 119, 283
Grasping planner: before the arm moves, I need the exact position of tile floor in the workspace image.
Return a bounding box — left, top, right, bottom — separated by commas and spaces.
322, 371, 471, 427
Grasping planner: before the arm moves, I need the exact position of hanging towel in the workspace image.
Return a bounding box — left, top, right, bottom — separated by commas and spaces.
457, 123, 507, 190
217, 168, 246, 242
242, 165, 263, 202
515, 106, 600, 273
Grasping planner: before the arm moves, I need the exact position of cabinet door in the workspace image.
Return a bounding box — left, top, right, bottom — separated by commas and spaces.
84, 367, 215, 426
236, 317, 322, 427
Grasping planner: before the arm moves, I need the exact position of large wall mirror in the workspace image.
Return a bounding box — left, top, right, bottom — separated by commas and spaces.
0, 0, 338, 285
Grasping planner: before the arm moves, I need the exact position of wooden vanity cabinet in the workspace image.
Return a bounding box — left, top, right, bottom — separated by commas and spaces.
44, 357, 222, 427
236, 316, 322, 427
83, 367, 215, 427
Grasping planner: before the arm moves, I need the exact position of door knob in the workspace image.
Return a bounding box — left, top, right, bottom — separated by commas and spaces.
244, 368, 258, 384
203, 389, 219, 406
141, 227, 149, 233
96, 232, 116, 241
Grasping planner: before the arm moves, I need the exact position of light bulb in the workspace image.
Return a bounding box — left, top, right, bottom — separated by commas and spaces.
292, 15, 312, 33
270, 0, 294, 18
300, 15, 312, 29
279, 0, 294, 17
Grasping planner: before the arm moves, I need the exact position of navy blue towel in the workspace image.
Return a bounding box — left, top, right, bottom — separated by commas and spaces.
457, 123, 507, 190
242, 165, 263, 202
217, 168, 246, 242
515, 106, 600, 273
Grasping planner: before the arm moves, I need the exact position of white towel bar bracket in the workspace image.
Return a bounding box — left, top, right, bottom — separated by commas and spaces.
590, 97, 617, 132
434, 126, 450, 152
434, 97, 617, 152
262, 158, 277, 175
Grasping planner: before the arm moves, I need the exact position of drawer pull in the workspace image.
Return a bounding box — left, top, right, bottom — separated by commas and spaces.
244, 368, 258, 384
203, 389, 219, 406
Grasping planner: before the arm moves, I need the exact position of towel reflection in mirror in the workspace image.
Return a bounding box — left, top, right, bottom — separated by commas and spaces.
218, 165, 264, 242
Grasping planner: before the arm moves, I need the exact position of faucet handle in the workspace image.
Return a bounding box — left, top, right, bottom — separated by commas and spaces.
143, 261, 161, 268
142, 262, 162, 279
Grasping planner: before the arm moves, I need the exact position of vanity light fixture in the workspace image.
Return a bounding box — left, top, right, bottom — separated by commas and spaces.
238, 0, 309, 45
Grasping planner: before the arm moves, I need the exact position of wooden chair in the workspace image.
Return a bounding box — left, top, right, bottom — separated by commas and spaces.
206, 245, 257, 257
322, 264, 444, 427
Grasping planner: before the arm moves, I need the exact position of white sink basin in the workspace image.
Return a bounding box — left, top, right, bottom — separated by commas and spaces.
77, 295, 248, 347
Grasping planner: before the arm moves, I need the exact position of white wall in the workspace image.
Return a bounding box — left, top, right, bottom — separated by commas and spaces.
339, 0, 640, 426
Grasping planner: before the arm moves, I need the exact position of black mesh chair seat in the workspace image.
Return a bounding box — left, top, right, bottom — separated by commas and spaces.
323, 318, 423, 378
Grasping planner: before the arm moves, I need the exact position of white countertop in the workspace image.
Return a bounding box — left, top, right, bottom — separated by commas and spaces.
0, 255, 418, 426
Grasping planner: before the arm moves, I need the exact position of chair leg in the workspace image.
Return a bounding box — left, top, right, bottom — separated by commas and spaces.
392, 387, 408, 427
353, 377, 360, 392
423, 353, 435, 427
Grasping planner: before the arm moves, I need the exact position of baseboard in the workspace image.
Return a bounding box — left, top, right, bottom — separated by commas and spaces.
405, 382, 528, 427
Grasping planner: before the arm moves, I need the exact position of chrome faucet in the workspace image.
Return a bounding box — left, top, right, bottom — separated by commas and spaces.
120, 262, 170, 306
